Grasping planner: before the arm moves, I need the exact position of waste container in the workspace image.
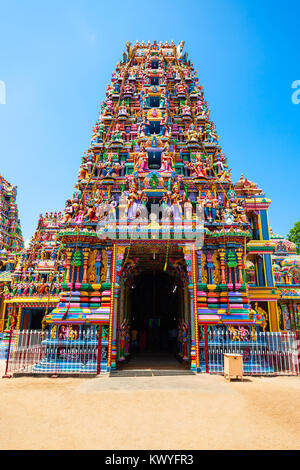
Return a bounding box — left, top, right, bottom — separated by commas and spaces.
224, 353, 243, 381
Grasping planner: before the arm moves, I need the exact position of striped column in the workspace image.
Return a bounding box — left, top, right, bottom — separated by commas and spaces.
191, 247, 200, 371
107, 245, 117, 371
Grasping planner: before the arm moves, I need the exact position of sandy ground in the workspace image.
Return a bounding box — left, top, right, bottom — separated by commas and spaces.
0, 368, 299, 450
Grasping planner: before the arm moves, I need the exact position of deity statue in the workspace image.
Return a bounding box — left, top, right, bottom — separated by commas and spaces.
186, 124, 200, 143
185, 154, 207, 178
235, 202, 248, 224
170, 183, 185, 221
222, 203, 235, 224
182, 101, 191, 116
161, 151, 174, 172
203, 192, 218, 223
126, 183, 140, 220
134, 146, 149, 172
61, 200, 74, 224
159, 113, 169, 137
138, 115, 150, 137
98, 154, 123, 178
111, 124, 124, 143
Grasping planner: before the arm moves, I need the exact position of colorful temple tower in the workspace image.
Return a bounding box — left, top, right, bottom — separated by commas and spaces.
0, 174, 23, 357
3, 41, 299, 373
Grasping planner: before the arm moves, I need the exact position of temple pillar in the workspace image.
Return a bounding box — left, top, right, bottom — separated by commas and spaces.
196, 250, 202, 282
236, 248, 244, 285
0, 299, 6, 332
268, 301, 279, 332
82, 248, 90, 284
182, 244, 200, 372
13, 305, 23, 349
107, 245, 127, 371
65, 250, 72, 284
288, 301, 295, 330
219, 248, 226, 284
105, 249, 112, 283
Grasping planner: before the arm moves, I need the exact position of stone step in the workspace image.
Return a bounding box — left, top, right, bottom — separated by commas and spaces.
110, 369, 196, 377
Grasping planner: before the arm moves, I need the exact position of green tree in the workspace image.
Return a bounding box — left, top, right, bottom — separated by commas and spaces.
287, 221, 300, 254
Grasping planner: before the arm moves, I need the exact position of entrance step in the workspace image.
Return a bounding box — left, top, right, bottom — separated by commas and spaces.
110, 369, 196, 377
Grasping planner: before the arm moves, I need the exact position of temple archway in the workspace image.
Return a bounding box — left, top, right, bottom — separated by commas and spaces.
115, 245, 191, 370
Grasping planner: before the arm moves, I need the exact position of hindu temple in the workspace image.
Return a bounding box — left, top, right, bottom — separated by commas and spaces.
1, 41, 299, 374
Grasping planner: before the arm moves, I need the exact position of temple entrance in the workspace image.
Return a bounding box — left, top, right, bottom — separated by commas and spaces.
116, 246, 191, 370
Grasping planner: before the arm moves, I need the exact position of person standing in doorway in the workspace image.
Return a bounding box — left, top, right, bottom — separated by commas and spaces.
168, 325, 178, 355
139, 329, 146, 353
131, 328, 138, 351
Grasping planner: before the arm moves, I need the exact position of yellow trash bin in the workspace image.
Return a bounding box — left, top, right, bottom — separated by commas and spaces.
224, 353, 243, 381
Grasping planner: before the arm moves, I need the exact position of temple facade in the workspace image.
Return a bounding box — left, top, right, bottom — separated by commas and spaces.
2, 41, 299, 372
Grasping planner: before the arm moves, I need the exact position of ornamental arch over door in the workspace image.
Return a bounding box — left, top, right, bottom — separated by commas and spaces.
113, 243, 192, 370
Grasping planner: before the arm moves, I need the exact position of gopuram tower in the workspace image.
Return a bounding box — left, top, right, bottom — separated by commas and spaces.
11, 41, 286, 373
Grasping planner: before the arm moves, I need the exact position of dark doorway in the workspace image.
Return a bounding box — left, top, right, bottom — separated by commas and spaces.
149, 121, 160, 135
147, 150, 161, 169
124, 269, 187, 369
29, 309, 45, 330
150, 76, 159, 86
149, 96, 160, 108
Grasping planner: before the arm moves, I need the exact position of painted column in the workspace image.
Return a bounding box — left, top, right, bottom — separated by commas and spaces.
105, 249, 112, 283
82, 249, 90, 284
0, 299, 7, 332
182, 245, 200, 372
236, 248, 244, 286
13, 305, 22, 349
288, 301, 295, 330
107, 245, 117, 371
107, 245, 126, 371
268, 301, 279, 332
191, 247, 200, 371
196, 250, 202, 282
219, 248, 226, 284
65, 250, 72, 284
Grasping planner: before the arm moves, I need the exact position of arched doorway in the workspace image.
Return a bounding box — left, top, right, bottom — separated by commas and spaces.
116, 245, 191, 370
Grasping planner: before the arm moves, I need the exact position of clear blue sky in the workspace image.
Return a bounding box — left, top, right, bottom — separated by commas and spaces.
0, 0, 299, 242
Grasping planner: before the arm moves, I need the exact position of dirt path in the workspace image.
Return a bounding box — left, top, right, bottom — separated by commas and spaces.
0, 374, 299, 450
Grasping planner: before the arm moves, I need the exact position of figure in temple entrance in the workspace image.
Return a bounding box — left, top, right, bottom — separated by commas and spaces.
135, 145, 149, 172
160, 88, 167, 108
171, 183, 185, 221
138, 114, 150, 137
159, 113, 169, 137
126, 183, 140, 220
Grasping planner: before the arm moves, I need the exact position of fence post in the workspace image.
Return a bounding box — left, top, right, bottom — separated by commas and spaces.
2, 328, 13, 378
204, 325, 209, 373
97, 325, 102, 375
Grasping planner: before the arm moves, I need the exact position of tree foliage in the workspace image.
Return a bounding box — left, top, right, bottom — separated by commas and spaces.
287, 221, 300, 254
